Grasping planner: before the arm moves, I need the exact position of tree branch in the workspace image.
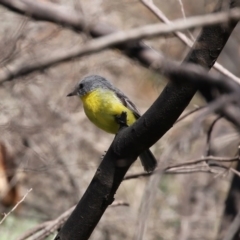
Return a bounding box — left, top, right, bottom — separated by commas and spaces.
0, 0, 85, 31
1, 4, 240, 83
16, 201, 129, 240
55, 0, 239, 239
1, 0, 239, 84
140, 0, 240, 84
2, 0, 239, 239
0, 188, 32, 225
123, 155, 240, 180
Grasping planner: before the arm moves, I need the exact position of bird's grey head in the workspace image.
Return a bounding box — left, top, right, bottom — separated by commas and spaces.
67, 75, 112, 97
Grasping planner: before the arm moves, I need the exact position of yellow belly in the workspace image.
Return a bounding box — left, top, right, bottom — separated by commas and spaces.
80, 89, 137, 134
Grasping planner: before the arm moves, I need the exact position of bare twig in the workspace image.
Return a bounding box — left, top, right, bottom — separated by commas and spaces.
124, 171, 151, 180
128, 162, 240, 177
176, 106, 205, 123
110, 200, 129, 207
16, 200, 129, 240
230, 167, 240, 178
189, 95, 239, 134
166, 156, 239, 169
0, 188, 32, 225
205, 116, 222, 156
176, 0, 195, 40
124, 155, 240, 181
140, 0, 240, 84
166, 165, 220, 175
57, 1, 240, 238
1, 0, 239, 88
177, 0, 187, 20
141, 0, 192, 45
1, 8, 240, 83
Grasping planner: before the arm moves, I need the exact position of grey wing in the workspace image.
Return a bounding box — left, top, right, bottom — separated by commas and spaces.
115, 91, 141, 119
103, 79, 141, 119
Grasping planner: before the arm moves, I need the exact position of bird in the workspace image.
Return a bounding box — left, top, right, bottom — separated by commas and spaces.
67, 75, 157, 172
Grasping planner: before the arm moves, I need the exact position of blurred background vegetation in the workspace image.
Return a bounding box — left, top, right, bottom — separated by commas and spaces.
0, 0, 240, 239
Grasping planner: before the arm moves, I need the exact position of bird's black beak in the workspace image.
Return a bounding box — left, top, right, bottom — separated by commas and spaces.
67, 89, 77, 97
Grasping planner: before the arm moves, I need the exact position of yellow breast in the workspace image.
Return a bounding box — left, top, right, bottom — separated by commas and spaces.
80, 89, 136, 134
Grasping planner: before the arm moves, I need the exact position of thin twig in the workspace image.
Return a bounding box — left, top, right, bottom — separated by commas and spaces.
1, 8, 240, 83
205, 116, 222, 156
0, 188, 32, 224
166, 166, 220, 175
230, 168, 240, 178
110, 200, 129, 207
16, 200, 129, 240
176, 106, 205, 123
176, 0, 195, 41
165, 156, 239, 169
140, 0, 240, 84
141, 0, 192, 45
0, 0, 239, 84
189, 94, 240, 132
124, 156, 240, 180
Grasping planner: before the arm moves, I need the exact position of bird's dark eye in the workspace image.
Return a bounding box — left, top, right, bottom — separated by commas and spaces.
79, 83, 83, 89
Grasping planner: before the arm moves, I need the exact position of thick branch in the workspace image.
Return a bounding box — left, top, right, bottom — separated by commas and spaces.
2, 0, 238, 239
55, 1, 239, 239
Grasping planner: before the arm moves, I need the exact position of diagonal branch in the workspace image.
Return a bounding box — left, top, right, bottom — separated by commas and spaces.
0, 188, 32, 225
1, 3, 240, 83
55, 1, 240, 239
2, 0, 239, 239
124, 155, 240, 180
141, 0, 240, 84
0, 0, 85, 31
16, 201, 129, 240
1, 0, 239, 84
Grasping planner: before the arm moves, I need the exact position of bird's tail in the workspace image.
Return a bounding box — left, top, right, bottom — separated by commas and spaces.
139, 149, 157, 172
